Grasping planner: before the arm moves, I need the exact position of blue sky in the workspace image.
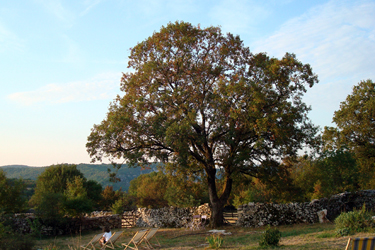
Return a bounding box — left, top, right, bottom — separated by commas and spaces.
1, 0, 374, 167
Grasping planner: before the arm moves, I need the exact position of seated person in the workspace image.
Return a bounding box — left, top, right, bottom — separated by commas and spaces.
99, 226, 112, 246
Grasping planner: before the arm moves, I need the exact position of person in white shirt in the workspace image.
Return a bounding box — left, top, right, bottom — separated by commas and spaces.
99, 226, 112, 246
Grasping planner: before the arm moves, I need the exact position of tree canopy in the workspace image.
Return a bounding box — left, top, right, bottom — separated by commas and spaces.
0, 169, 27, 213
29, 164, 102, 220
86, 21, 318, 226
323, 79, 375, 188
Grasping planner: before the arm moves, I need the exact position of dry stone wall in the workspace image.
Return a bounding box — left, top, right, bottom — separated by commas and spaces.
10, 213, 121, 236
136, 203, 211, 228
9, 191, 375, 235
237, 190, 375, 227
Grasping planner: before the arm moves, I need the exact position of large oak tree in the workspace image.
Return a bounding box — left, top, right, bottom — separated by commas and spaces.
86, 21, 318, 227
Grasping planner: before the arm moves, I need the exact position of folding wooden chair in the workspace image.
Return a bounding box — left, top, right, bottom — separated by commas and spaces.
345, 237, 375, 250
141, 228, 161, 249
122, 229, 149, 250
101, 231, 124, 249
80, 233, 103, 250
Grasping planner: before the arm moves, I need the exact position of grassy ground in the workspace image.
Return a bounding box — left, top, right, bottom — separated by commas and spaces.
34, 223, 375, 250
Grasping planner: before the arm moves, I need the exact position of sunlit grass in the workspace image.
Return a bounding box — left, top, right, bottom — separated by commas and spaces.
33, 223, 373, 250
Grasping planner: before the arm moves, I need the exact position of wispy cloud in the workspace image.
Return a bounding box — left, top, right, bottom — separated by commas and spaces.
34, 0, 75, 26
252, 0, 375, 79
8, 72, 123, 105
251, 0, 375, 121
0, 21, 24, 53
80, 0, 102, 16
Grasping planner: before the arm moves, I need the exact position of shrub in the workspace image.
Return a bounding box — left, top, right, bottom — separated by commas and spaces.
205, 234, 224, 249
0, 219, 35, 250
334, 205, 373, 236
111, 198, 125, 214
259, 225, 281, 247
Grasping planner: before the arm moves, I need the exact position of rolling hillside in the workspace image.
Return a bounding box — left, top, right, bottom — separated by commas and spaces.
0, 163, 158, 191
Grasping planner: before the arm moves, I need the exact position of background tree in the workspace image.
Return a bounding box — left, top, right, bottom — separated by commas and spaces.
100, 185, 123, 210
128, 172, 169, 208
86, 21, 318, 226
29, 164, 101, 221
311, 149, 359, 199
29, 164, 84, 207
63, 176, 94, 217
0, 169, 27, 213
323, 79, 375, 188
85, 180, 103, 210
163, 173, 208, 208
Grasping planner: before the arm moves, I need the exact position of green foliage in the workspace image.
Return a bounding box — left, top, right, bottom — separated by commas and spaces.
129, 172, 169, 208
205, 234, 224, 249
63, 197, 93, 218
163, 169, 208, 207
35, 192, 65, 221
111, 198, 125, 214
334, 206, 373, 236
0, 169, 28, 213
86, 21, 318, 226
323, 79, 375, 189
63, 176, 94, 217
0, 216, 35, 250
30, 164, 98, 227
259, 226, 281, 247
29, 164, 84, 208
27, 218, 43, 239
0, 235, 35, 250
84, 180, 103, 209
128, 170, 208, 208
287, 150, 359, 201
311, 149, 359, 199
100, 185, 123, 210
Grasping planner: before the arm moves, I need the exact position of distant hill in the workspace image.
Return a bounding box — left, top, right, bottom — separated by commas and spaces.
0, 163, 158, 191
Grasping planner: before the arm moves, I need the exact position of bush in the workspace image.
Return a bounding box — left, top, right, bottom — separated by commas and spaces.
259, 225, 281, 247
334, 205, 373, 236
206, 234, 224, 249
0, 219, 35, 250
111, 199, 125, 214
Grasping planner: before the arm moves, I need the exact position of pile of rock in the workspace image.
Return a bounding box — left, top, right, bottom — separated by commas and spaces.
136, 203, 211, 228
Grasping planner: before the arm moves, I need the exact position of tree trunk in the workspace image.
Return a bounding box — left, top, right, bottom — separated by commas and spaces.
206, 165, 232, 228
210, 199, 224, 227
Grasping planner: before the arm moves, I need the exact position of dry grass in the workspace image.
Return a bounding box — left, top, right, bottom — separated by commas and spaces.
34, 223, 375, 250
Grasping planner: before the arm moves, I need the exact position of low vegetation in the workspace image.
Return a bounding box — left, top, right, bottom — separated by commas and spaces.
29, 223, 375, 250
334, 205, 375, 236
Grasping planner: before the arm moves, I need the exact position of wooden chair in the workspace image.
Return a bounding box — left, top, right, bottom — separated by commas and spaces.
141, 228, 161, 249
345, 237, 375, 250
80, 233, 103, 250
122, 229, 149, 250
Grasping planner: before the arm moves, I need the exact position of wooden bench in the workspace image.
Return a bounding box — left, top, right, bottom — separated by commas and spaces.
345, 237, 375, 250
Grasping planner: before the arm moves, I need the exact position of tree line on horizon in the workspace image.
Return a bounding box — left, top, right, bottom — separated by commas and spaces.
1, 163, 155, 191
